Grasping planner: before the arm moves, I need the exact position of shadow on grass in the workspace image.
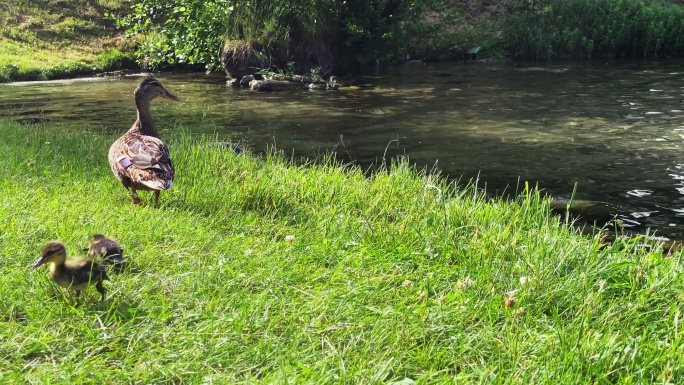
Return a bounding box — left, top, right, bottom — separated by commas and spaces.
168, 188, 309, 223
90, 296, 149, 327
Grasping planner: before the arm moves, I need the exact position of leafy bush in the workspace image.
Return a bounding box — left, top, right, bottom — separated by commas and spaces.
119, 0, 452, 74
116, 0, 231, 71
105, 0, 684, 72
0, 65, 19, 82
95, 47, 137, 71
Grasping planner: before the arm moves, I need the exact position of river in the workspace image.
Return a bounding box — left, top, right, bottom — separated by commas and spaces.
2, 61, 684, 241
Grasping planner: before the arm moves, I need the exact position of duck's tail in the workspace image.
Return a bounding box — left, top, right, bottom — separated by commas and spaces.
139, 178, 173, 191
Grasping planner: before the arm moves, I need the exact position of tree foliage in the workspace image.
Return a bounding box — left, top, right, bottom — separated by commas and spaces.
117, 0, 231, 71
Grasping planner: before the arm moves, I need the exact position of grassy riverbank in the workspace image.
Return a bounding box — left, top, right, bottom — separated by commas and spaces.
0, 0, 132, 82
1, 119, 683, 383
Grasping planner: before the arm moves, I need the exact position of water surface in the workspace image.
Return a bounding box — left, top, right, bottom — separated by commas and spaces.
2, 61, 684, 240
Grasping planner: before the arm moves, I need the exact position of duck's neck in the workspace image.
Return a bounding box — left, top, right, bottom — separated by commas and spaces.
49, 259, 66, 275
129, 97, 159, 137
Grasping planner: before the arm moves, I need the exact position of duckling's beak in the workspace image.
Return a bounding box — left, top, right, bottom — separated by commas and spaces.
160, 89, 179, 101
33, 257, 47, 268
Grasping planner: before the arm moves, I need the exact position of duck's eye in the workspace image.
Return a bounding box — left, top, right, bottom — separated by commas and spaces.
44, 248, 61, 257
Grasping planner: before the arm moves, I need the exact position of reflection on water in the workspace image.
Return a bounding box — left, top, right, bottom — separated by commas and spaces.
2, 61, 684, 240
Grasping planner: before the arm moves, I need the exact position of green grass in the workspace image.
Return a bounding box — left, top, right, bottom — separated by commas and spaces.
504, 0, 684, 60
0, 119, 683, 383
0, 0, 133, 82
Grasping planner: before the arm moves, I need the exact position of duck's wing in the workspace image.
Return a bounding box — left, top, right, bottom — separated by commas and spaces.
64, 259, 109, 283
89, 238, 123, 257
89, 239, 125, 264
110, 135, 175, 190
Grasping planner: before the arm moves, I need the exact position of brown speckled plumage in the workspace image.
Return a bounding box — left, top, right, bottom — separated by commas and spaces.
109, 77, 179, 205
85, 234, 125, 266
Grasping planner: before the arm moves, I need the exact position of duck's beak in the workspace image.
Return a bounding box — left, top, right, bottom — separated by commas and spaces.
160, 89, 179, 101
33, 257, 47, 268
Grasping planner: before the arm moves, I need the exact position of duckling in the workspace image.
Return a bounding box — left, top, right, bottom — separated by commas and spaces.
83, 234, 125, 267
33, 241, 108, 301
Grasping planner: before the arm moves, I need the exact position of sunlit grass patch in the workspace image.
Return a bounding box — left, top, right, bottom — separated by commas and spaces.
0, 119, 683, 383
0, 0, 131, 82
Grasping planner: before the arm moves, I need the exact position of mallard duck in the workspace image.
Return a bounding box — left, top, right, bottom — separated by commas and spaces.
33, 241, 108, 300
83, 234, 125, 267
109, 77, 179, 205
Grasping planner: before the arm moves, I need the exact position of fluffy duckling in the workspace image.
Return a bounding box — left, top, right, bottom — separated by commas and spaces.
83, 234, 125, 267
34, 241, 108, 301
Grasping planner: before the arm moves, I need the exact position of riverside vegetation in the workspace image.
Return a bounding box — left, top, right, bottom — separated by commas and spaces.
0, 0, 132, 82
5, 0, 684, 81
1, 119, 683, 382
122, 0, 684, 76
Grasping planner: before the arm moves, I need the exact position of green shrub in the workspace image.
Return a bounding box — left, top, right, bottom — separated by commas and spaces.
0, 64, 19, 82
119, 0, 451, 74
116, 0, 231, 71
116, 0, 684, 70
222, 0, 449, 72
95, 48, 137, 71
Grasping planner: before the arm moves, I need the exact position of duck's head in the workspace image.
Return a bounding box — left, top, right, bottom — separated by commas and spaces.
90, 234, 106, 243
34, 241, 67, 268
82, 234, 106, 253
134, 77, 179, 102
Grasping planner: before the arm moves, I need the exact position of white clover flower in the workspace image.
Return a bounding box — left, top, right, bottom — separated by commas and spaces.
456, 276, 473, 290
